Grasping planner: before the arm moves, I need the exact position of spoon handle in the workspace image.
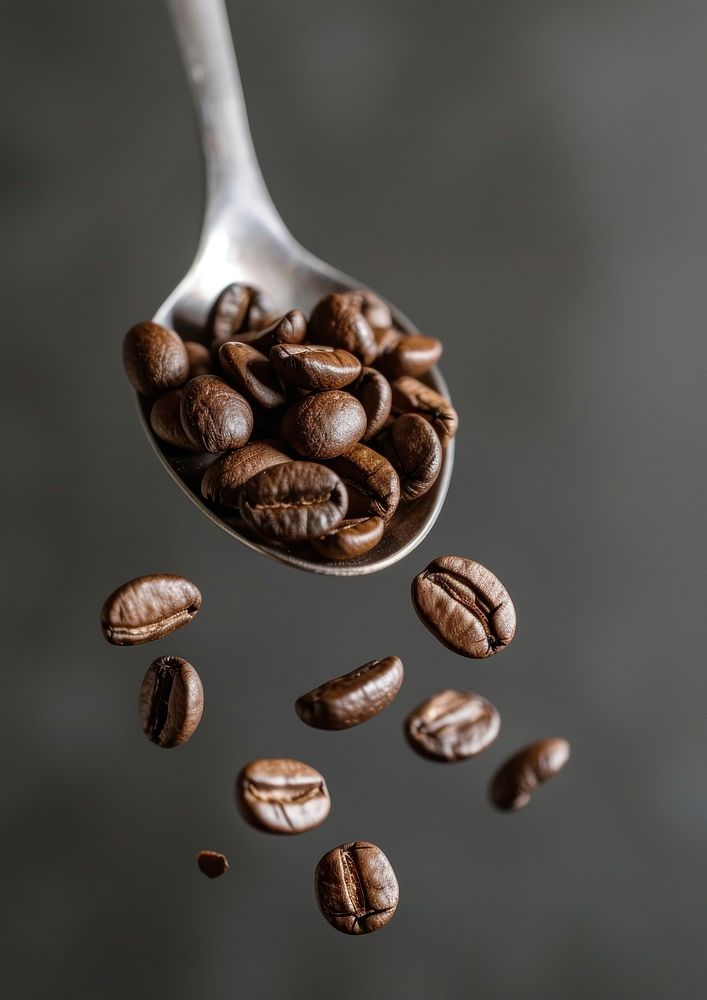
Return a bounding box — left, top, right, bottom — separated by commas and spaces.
167, 0, 272, 220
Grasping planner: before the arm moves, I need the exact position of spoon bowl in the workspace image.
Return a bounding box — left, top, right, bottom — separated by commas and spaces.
138, 0, 454, 575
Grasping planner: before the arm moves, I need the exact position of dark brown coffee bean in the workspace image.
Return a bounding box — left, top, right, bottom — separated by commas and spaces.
391, 376, 458, 446
405, 689, 500, 762
237, 310, 308, 355
358, 290, 392, 331
209, 282, 252, 341
244, 287, 277, 331
375, 413, 442, 501
311, 516, 385, 561
123, 321, 189, 396
179, 375, 254, 453
197, 850, 229, 879
309, 293, 377, 365
183, 340, 212, 378
377, 335, 443, 379
315, 841, 398, 935
100, 574, 202, 646
296, 655, 404, 730
240, 461, 347, 542
201, 441, 290, 508
490, 739, 571, 811
235, 758, 330, 834
149, 389, 201, 452
281, 391, 367, 460
138, 655, 204, 748
270, 344, 362, 391
329, 443, 400, 522
372, 326, 403, 358
218, 341, 286, 410
411, 556, 516, 658
350, 367, 392, 442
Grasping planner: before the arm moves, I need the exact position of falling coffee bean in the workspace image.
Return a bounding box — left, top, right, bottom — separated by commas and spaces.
375, 413, 442, 501
490, 738, 571, 811
296, 655, 404, 730
405, 689, 500, 762
180, 375, 254, 453
201, 441, 290, 508
240, 461, 347, 543
235, 758, 330, 834
197, 851, 229, 879
411, 556, 516, 658
138, 655, 204, 748
123, 321, 189, 396
311, 516, 385, 561
315, 841, 399, 935
100, 574, 202, 646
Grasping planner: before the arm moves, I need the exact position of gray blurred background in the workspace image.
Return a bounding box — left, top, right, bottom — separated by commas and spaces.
2, 1, 705, 997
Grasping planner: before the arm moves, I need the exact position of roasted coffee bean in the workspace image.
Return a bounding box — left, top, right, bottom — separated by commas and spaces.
235, 758, 330, 834
329, 443, 400, 522
412, 556, 516, 658
179, 375, 254, 453
315, 841, 399, 935
377, 334, 443, 379
281, 391, 367, 459
201, 441, 290, 508
350, 367, 392, 442
209, 282, 252, 341
244, 287, 277, 331
100, 574, 202, 646
123, 321, 189, 396
240, 461, 347, 542
218, 341, 286, 410
270, 344, 361, 391
238, 310, 308, 355
372, 326, 403, 358
391, 375, 458, 446
138, 655, 204, 748
375, 413, 442, 501
405, 689, 500, 762
197, 850, 229, 879
183, 340, 212, 378
296, 655, 404, 730
149, 389, 201, 452
359, 290, 392, 331
490, 739, 571, 811
309, 293, 377, 365
311, 516, 385, 561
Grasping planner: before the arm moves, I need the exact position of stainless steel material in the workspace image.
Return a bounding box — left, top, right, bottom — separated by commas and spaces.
139, 0, 454, 575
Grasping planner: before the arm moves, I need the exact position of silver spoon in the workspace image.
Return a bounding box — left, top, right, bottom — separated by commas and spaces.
140, 0, 454, 575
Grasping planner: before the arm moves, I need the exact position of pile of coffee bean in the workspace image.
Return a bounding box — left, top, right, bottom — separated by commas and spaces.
100, 557, 570, 932
122, 284, 457, 562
